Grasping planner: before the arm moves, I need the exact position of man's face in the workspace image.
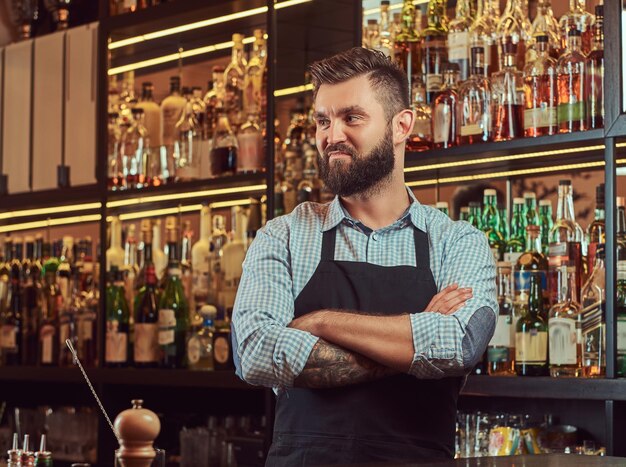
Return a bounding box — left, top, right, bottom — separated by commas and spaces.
313, 75, 395, 197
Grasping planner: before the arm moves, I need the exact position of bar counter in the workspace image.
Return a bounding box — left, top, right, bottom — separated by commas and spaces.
328, 454, 626, 466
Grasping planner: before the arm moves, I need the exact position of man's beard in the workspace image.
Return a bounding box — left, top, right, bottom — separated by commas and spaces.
318, 126, 395, 198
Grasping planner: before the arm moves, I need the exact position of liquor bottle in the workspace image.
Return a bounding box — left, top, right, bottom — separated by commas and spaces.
548, 265, 582, 377
514, 225, 549, 314
586, 5, 604, 130
422, 0, 449, 103
123, 224, 139, 326
557, 28, 587, 133
221, 208, 247, 310
237, 111, 264, 174
524, 192, 540, 227
107, 216, 125, 272
22, 237, 41, 366
208, 215, 228, 305
448, 0, 473, 81
59, 267, 80, 367
515, 272, 549, 376
523, 35, 558, 137
280, 158, 298, 214
459, 206, 470, 221
527, 0, 561, 62
159, 217, 190, 369
617, 260, 626, 377
297, 149, 323, 204
580, 248, 605, 377
175, 88, 201, 182
459, 46, 491, 144
393, 0, 421, 85
187, 304, 216, 371
488, 262, 515, 375
129, 108, 151, 189
135, 82, 163, 153
436, 202, 449, 216
558, 0, 594, 55
161, 76, 186, 183
224, 33, 247, 130
539, 199, 554, 255
432, 63, 461, 149
492, 40, 525, 141
1, 241, 23, 366
192, 206, 211, 311
181, 220, 194, 310
203, 65, 226, 140
210, 113, 238, 177
499, 206, 510, 245
468, 201, 482, 229
56, 236, 73, 308
107, 112, 124, 191
366, 19, 381, 51
587, 184, 605, 274
379, 1, 393, 57
105, 266, 130, 367
548, 180, 584, 304
470, 0, 499, 76
78, 264, 98, 367
481, 189, 505, 260
34, 435, 52, 466
40, 257, 60, 366
407, 79, 432, 152
505, 198, 525, 263
134, 228, 160, 368
213, 312, 234, 371
246, 198, 263, 248
496, 0, 531, 70
152, 219, 167, 282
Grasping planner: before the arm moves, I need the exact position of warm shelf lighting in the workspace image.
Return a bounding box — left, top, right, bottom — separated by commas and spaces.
0, 202, 102, 221
274, 83, 314, 97
210, 198, 253, 209
106, 184, 267, 208
0, 214, 102, 233
105, 198, 254, 222
363, 0, 428, 16
108, 0, 312, 51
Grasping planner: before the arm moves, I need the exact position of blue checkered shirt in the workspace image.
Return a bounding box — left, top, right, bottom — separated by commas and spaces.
232, 188, 498, 391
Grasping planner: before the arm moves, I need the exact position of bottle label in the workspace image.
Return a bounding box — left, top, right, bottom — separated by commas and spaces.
487, 347, 510, 363
214, 335, 230, 364
515, 330, 547, 363
106, 320, 128, 363
237, 132, 264, 172
617, 317, 626, 353
557, 101, 585, 125
158, 309, 177, 346
548, 242, 569, 267
40, 324, 55, 363
460, 123, 483, 137
588, 67, 604, 118
79, 311, 96, 341
448, 31, 469, 60
0, 325, 16, 350
581, 301, 604, 335
432, 103, 452, 143
426, 74, 443, 93
504, 252, 523, 265
548, 317, 577, 365
59, 322, 70, 346
187, 336, 202, 365
523, 107, 557, 130
134, 323, 160, 363
489, 315, 512, 347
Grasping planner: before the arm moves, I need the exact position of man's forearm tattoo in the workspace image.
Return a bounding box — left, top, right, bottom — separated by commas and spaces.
294, 338, 396, 388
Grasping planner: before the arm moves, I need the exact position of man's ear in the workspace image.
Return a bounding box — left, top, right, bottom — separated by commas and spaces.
393, 109, 415, 145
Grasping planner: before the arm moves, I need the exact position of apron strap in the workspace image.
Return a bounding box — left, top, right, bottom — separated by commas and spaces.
413, 228, 430, 270
321, 227, 337, 262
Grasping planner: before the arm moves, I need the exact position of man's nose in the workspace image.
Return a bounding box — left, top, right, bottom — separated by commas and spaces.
327, 120, 347, 145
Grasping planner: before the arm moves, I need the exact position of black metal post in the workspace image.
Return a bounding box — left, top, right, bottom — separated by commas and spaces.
266, 0, 277, 221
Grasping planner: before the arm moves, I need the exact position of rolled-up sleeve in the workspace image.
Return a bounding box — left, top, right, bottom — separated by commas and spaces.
232, 217, 319, 388
408, 224, 497, 379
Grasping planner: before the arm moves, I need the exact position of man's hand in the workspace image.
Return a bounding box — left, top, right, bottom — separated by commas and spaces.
288, 310, 327, 334
424, 283, 473, 315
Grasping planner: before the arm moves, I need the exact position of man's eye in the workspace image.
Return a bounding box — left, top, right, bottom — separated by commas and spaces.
346, 115, 361, 123
317, 119, 330, 127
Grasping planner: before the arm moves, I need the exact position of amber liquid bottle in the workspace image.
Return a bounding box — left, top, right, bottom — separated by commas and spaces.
523, 35, 558, 137
557, 28, 587, 133
586, 5, 604, 130
422, 0, 449, 103
492, 41, 525, 141
431, 63, 461, 149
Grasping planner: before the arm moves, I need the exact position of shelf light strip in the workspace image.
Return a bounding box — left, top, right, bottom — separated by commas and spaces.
106, 184, 267, 208
0, 202, 102, 221
108, 0, 312, 51
275, 83, 314, 97
363, 0, 428, 16
0, 214, 102, 234
106, 198, 253, 222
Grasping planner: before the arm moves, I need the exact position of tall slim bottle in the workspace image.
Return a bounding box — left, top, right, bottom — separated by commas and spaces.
407, 79, 432, 152
39, 258, 60, 366
175, 88, 201, 181
586, 5, 604, 130
558, 0, 594, 55
1, 243, 23, 366
580, 249, 605, 377
523, 34, 558, 137
22, 237, 41, 366
105, 266, 130, 368
482, 189, 505, 261
432, 63, 461, 149
557, 28, 587, 133
161, 76, 186, 183
393, 0, 421, 84
192, 206, 212, 311
587, 183, 605, 274
224, 34, 247, 130
515, 272, 549, 376
470, 0, 499, 76
527, 0, 561, 61
135, 82, 163, 156
514, 225, 549, 319
524, 192, 540, 227
448, 0, 473, 81
505, 198, 526, 263
422, 0, 449, 103
488, 262, 515, 375
106, 216, 125, 272
152, 219, 168, 282
459, 47, 492, 144
492, 41, 525, 141
379, 1, 394, 58
539, 199, 554, 255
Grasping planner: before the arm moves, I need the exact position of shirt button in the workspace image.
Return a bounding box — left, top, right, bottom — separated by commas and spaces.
372, 234, 378, 241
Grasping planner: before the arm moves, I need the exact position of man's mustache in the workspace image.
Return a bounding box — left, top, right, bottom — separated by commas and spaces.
323, 143, 357, 159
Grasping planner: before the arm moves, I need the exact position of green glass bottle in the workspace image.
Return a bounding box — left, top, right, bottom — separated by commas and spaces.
499, 205, 510, 243
436, 201, 449, 216
159, 216, 190, 369
468, 202, 482, 229
459, 206, 470, 221
539, 199, 554, 255
505, 197, 525, 263
524, 192, 540, 227
105, 266, 130, 368
481, 189, 505, 260
515, 272, 549, 376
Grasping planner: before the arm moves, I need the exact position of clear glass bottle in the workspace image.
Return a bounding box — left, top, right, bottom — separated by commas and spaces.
514, 225, 549, 314
106, 216, 125, 273
432, 63, 461, 149
209, 215, 228, 305
470, 0, 500, 76
459, 46, 492, 144
587, 183, 605, 274
422, 0, 449, 103
393, 0, 421, 85
175, 88, 201, 182
135, 81, 163, 152
548, 265, 582, 377
152, 219, 168, 282
105, 266, 130, 368
586, 4, 604, 130
448, 0, 473, 81
496, 0, 531, 70
580, 248, 605, 377
488, 261, 515, 375
523, 34, 558, 137
407, 79, 432, 152
539, 199, 554, 255
244, 29, 266, 116
107, 112, 124, 191
161, 76, 186, 183
515, 271, 549, 376
379, 0, 393, 57
527, 0, 561, 62
558, 0, 594, 55
237, 111, 264, 174
203, 65, 226, 141
557, 28, 587, 133
297, 148, 323, 204
492, 40, 525, 141
224, 33, 247, 130
210, 113, 238, 177
366, 19, 381, 51
187, 304, 216, 371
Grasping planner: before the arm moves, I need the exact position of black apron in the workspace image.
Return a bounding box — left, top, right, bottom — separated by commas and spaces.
266, 225, 463, 466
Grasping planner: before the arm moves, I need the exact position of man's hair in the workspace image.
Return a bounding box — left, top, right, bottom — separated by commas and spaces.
309, 47, 410, 120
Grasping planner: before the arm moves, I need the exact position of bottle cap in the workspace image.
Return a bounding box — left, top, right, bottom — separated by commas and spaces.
460, 206, 469, 213
368, 19, 378, 25
539, 199, 552, 207
559, 179, 571, 186
513, 197, 524, 204
484, 189, 497, 196
444, 62, 460, 73
436, 201, 449, 209
568, 28, 582, 37
535, 34, 549, 43
523, 192, 536, 199
617, 197, 625, 208
200, 304, 218, 318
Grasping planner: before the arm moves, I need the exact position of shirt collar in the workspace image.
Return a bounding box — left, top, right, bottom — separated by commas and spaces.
321, 186, 428, 233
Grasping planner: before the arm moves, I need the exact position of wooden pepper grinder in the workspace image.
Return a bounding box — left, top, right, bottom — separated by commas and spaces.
114, 399, 161, 467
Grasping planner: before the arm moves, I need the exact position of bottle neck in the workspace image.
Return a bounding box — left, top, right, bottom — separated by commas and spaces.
528, 276, 544, 317
110, 220, 122, 249
142, 88, 153, 101
484, 194, 497, 208
475, 0, 485, 18
569, 0, 585, 12
143, 241, 153, 265
231, 45, 244, 67
427, 0, 447, 29
455, 0, 472, 18
556, 185, 576, 222
503, 52, 517, 68
567, 36, 582, 52
556, 266, 577, 303
167, 241, 179, 268
525, 230, 542, 253
595, 205, 606, 221
200, 209, 211, 239
170, 82, 180, 95
443, 72, 458, 88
